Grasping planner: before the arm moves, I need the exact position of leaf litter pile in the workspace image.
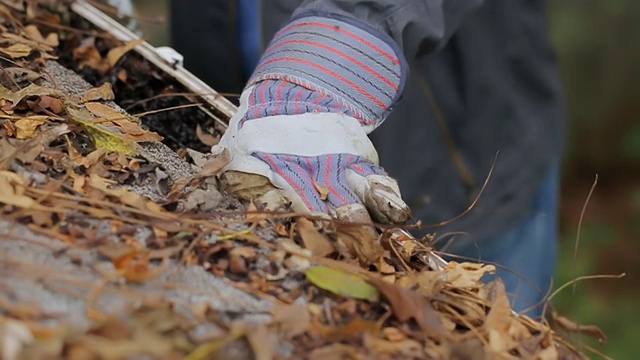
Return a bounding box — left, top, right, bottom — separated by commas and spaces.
0, 1, 594, 359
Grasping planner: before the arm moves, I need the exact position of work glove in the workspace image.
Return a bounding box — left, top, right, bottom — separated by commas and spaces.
212, 15, 411, 225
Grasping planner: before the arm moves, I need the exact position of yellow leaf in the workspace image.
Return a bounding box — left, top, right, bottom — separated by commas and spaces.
107, 38, 144, 67
304, 266, 380, 301
66, 106, 138, 155
85, 102, 162, 142
13, 115, 48, 139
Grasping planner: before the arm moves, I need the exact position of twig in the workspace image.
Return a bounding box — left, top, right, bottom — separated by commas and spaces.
133, 103, 203, 118
125, 91, 239, 111
572, 174, 598, 295
444, 302, 489, 347
583, 343, 614, 360
29, 18, 117, 39
422, 152, 499, 229
542, 273, 625, 319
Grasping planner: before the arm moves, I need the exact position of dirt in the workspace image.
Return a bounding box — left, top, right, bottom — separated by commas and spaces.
55, 12, 224, 153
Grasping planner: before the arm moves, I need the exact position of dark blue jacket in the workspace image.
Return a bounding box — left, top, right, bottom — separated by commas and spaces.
170, 0, 566, 240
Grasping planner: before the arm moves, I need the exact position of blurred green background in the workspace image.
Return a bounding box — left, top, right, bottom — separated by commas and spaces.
130, 1, 639, 357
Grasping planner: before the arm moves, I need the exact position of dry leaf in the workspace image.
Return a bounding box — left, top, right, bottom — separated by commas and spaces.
0, 123, 68, 166
0, 32, 53, 55
63, 321, 173, 359
222, 170, 278, 202
0, 83, 63, 108
538, 342, 560, 360
296, 218, 334, 257
112, 250, 168, 283
1, 67, 41, 83
229, 246, 255, 275
183, 188, 224, 212
70, 147, 106, 168
363, 332, 424, 358
13, 115, 48, 139
382, 327, 406, 342
85, 101, 128, 120
84, 105, 149, 143
36, 95, 64, 114
445, 261, 495, 288
195, 124, 219, 146
107, 38, 144, 67
368, 277, 444, 337
274, 224, 288, 236
271, 303, 310, 338
483, 280, 516, 354
245, 324, 277, 360
66, 107, 138, 155
335, 223, 382, 266
73, 42, 109, 73
87, 173, 166, 213
318, 318, 378, 341
375, 257, 397, 284
415, 269, 446, 297
0, 319, 34, 360
552, 311, 607, 344
309, 343, 364, 360
186, 148, 209, 167
114, 119, 163, 142
304, 266, 380, 301
0, 43, 32, 58
281, 241, 311, 271
24, 25, 58, 47
197, 148, 229, 178
2, 120, 16, 137
117, 69, 128, 82
312, 180, 329, 200
0, 171, 36, 209
484, 280, 512, 333
244, 201, 269, 223
79, 83, 115, 103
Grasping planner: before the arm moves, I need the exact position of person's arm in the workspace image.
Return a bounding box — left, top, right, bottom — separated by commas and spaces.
214, 1, 485, 235
293, 0, 485, 57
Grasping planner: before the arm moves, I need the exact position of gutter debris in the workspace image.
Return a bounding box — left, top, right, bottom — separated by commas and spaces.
0, 1, 597, 359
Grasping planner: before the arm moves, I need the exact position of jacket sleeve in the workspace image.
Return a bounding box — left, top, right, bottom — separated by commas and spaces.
293, 0, 485, 58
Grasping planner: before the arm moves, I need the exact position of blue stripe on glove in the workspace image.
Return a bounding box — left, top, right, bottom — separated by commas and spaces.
252, 152, 386, 212
240, 80, 358, 127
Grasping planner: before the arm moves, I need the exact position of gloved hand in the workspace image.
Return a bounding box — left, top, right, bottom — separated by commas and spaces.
212, 14, 411, 225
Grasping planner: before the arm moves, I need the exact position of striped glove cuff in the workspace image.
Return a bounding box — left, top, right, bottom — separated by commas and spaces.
244, 14, 407, 130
